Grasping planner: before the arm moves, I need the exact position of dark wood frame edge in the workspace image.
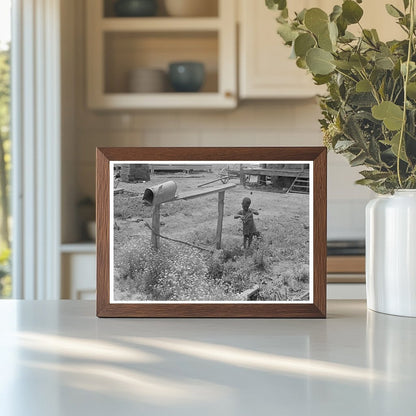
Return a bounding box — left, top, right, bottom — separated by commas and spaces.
96, 147, 327, 318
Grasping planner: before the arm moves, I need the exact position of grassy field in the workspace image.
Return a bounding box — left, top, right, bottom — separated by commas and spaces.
113, 169, 310, 302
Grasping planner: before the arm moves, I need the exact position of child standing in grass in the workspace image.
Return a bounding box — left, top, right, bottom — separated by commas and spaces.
234, 197, 259, 248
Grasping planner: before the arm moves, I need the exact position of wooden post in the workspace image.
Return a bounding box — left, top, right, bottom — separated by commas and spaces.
239, 164, 245, 185
151, 204, 161, 249
216, 191, 225, 249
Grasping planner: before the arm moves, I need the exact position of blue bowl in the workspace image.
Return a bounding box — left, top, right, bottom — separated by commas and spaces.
114, 0, 157, 17
168, 62, 205, 93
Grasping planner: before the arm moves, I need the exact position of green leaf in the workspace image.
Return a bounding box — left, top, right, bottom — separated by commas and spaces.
277, 23, 298, 43
355, 178, 377, 186
382, 132, 409, 162
348, 92, 377, 107
344, 115, 367, 147
296, 8, 307, 23
294, 33, 316, 58
304, 8, 329, 35
375, 55, 395, 70
296, 57, 308, 69
370, 67, 385, 84
342, 0, 364, 24
313, 74, 332, 85
385, 4, 404, 18
399, 14, 411, 29
318, 27, 334, 52
334, 140, 355, 152
372, 101, 404, 131
401, 61, 416, 76
333, 60, 353, 70
369, 136, 382, 163
339, 31, 356, 43
378, 77, 386, 100
328, 21, 338, 44
330, 5, 342, 22
276, 14, 287, 24
306, 48, 335, 75
350, 54, 368, 70
407, 82, 416, 99
356, 79, 372, 92
408, 109, 416, 137
363, 29, 376, 46
360, 170, 392, 181
266, 0, 287, 11
336, 15, 348, 36
350, 152, 368, 167
371, 29, 380, 42
403, 0, 410, 10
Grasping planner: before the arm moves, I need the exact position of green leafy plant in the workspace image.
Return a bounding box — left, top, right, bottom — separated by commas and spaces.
267, 0, 416, 193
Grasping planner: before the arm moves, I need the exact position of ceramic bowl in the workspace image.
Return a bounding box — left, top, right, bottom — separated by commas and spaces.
168, 62, 205, 92
128, 68, 167, 93
164, 0, 218, 17
114, 0, 158, 17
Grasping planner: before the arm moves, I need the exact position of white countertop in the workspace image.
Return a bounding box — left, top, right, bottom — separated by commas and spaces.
0, 300, 415, 415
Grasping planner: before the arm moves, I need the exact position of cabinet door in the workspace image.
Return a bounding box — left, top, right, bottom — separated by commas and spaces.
62, 253, 96, 300
239, 0, 404, 99
239, 0, 326, 99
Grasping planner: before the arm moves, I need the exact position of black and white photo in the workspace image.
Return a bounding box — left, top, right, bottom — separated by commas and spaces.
110, 161, 313, 303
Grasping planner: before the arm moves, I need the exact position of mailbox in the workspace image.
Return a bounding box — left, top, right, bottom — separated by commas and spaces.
143, 181, 177, 206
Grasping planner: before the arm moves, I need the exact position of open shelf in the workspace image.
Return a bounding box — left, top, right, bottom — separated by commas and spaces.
104, 31, 218, 94
91, 92, 234, 109
102, 17, 221, 31
61, 242, 96, 254
87, 0, 236, 109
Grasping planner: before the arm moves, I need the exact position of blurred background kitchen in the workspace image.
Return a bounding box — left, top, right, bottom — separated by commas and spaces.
2, 0, 403, 300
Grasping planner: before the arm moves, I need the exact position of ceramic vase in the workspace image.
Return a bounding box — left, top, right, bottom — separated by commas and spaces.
114, 0, 157, 17
164, 0, 217, 17
366, 190, 416, 317
168, 62, 205, 92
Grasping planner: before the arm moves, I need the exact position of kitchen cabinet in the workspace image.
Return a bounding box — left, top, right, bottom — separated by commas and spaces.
238, 0, 404, 99
239, 0, 325, 99
61, 245, 96, 300
86, 0, 237, 109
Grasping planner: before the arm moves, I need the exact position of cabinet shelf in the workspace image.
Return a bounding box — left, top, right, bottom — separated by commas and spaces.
86, 0, 236, 109
90, 92, 235, 110
101, 17, 221, 32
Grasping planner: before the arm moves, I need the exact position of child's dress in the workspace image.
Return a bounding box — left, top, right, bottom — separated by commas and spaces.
237, 209, 257, 236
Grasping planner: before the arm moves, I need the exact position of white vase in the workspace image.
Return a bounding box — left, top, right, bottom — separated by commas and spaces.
366, 190, 416, 317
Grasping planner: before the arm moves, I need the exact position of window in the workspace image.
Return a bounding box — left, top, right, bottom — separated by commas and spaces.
0, 0, 11, 298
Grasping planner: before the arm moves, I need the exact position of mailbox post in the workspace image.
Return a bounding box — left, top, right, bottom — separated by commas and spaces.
143, 181, 178, 250
216, 191, 225, 249
151, 204, 161, 249
143, 181, 236, 250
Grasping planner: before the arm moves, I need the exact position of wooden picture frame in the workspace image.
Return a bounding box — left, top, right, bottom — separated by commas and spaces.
96, 147, 327, 318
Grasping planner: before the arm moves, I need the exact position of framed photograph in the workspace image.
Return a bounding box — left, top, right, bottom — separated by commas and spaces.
96, 147, 327, 318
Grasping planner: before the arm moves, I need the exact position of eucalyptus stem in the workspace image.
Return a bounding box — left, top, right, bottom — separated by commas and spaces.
334, 68, 358, 84
397, 0, 415, 188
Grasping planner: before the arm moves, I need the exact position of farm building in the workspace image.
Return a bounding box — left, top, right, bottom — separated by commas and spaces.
117, 164, 150, 182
